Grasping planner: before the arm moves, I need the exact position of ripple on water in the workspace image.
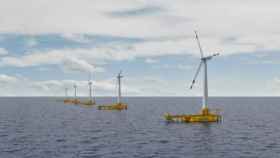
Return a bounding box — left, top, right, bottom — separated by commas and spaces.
78, 149, 106, 158
56, 138, 66, 143
1, 97, 280, 158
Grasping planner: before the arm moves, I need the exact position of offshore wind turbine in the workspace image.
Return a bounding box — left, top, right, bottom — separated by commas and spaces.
164, 31, 221, 123
97, 70, 127, 110
84, 72, 95, 105
65, 88, 68, 98
74, 84, 77, 99
190, 31, 219, 111
64, 83, 80, 104
63, 87, 72, 104
88, 73, 93, 103
72, 84, 80, 104
117, 70, 123, 104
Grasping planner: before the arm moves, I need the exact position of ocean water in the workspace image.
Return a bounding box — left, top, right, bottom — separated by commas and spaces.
0, 97, 280, 158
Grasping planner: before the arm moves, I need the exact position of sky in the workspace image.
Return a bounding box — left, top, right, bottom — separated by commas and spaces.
0, 0, 279, 96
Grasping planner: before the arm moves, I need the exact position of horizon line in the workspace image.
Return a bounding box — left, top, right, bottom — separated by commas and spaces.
0, 96, 279, 98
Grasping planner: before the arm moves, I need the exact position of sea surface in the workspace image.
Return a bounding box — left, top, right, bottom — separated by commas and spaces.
0, 97, 280, 158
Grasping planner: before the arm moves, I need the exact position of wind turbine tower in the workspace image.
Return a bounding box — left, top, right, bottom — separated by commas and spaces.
89, 79, 93, 102
87, 72, 95, 105
117, 71, 123, 104
65, 88, 68, 98
74, 84, 77, 98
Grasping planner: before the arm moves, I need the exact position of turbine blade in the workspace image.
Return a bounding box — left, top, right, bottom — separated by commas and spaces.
205, 53, 220, 60
208, 53, 219, 58
190, 61, 203, 89
194, 31, 204, 58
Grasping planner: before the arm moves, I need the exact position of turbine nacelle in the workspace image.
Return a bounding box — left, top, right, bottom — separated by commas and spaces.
201, 53, 219, 61
117, 70, 123, 79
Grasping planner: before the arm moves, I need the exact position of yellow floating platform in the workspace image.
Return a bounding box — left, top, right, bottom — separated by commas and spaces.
63, 99, 72, 104
97, 103, 128, 110
64, 99, 81, 105
164, 108, 221, 123
81, 100, 95, 106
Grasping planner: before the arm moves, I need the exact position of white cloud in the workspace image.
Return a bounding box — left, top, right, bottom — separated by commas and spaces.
0, 74, 121, 96
0, 36, 221, 69
60, 33, 91, 43
0, 0, 279, 55
0, 72, 276, 96
0, 50, 65, 67
1, 0, 280, 97
267, 77, 280, 93
145, 58, 158, 64
0, 74, 18, 83
0, 73, 188, 96
0, 49, 104, 73
25, 38, 38, 47
0, 33, 255, 72
0, 48, 8, 55
0, 0, 155, 36
62, 57, 105, 73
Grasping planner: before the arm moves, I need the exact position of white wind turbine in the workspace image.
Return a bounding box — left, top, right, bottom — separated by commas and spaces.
65, 88, 68, 98
117, 71, 123, 104
73, 84, 77, 100
88, 72, 94, 103
190, 31, 219, 110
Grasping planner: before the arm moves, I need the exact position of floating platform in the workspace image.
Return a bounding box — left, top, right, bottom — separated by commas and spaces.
64, 99, 80, 105
81, 100, 96, 106
97, 103, 128, 110
164, 108, 221, 123
63, 99, 72, 104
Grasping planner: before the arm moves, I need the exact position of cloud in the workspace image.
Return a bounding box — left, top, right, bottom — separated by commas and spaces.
0, 73, 188, 96
0, 48, 8, 55
267, 77, 280, 91
0, 0, 278, 39
108, 6, 164, 17
60, 33, 91, 43
62, 57, 105, 73
0, 74, 118, 96
0, 72, 275, 96
0, 50, 64, 67
0, 32, 258, 73
145, 58, 158, 64
0, 0, 279, 56
0, 74, 18, 83
0, 36, 204, 74
0, 49, 104, 73
25, 37, 38, 47
1, 0, 280, 97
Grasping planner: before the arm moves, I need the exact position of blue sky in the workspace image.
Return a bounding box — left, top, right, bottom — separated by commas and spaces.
0, 0, 279, 96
